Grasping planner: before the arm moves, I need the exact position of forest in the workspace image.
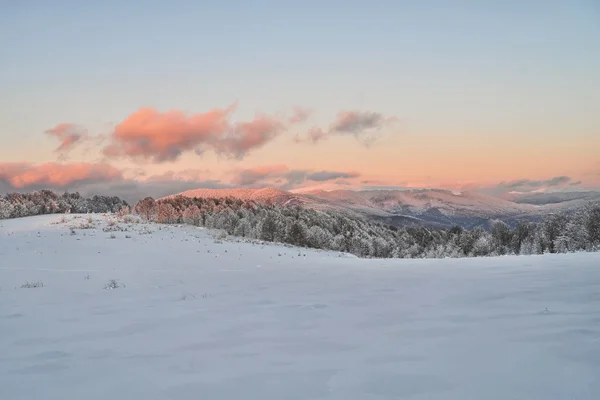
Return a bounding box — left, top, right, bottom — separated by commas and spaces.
135, 195, 600, 259
2, 190, 599, 259
0, 190, 128, 219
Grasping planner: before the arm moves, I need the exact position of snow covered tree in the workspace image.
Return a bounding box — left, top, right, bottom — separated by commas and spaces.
156, 203, 178, 224
136, 197, 157, 221
286, 220, 308, 247
182, 204, 202, 226
584, 203, 600, 248
542, 214, 568, 253
0, 198, 11, 219
259, 212, 278, 242
490, 220, 512, 255
471, 233, 493, 257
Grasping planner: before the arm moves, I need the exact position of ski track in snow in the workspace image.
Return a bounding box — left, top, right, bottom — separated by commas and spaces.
1, 214, 600, 399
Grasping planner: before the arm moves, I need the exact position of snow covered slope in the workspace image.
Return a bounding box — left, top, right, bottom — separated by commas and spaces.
2, 214, 600, 399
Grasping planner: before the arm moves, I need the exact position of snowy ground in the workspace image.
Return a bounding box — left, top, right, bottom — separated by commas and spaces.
1, 214, 600, 399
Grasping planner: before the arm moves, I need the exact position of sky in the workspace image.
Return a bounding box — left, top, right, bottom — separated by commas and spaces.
1, 0, 599, 202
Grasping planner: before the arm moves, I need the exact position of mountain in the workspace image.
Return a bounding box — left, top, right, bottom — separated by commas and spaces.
167, 187, 555, 229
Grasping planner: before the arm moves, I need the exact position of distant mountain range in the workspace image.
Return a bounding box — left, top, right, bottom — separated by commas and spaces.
168, 188, 600, 229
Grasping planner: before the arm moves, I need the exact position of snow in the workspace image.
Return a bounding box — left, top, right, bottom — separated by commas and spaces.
2, 214, 600, 399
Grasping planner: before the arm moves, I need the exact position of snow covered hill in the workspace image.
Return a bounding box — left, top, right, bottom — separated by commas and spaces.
2, 214, 600, 399
168, 187, 300, 205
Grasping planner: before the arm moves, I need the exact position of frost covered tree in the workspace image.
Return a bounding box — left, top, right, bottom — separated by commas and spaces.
490, 220, 512, 254
156, 203, 178, 224
286, 220, 308, 247
135, 197, 157, 221
259, 212, 278, 242
0, 190, 128, 220
584, 203, 600, 248
140, 194, 600, 260
182, 204, 202, 226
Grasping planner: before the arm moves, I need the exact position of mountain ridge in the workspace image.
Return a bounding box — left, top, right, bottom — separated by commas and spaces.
165, 187, 555, 228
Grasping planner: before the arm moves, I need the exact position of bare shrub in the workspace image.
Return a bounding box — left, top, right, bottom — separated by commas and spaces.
78, 218, 95, 229
103, 279, 122, 289
21, 281, 44, 288
210, 229, 228, 240
116, 206, 130, 218
52, 216, 68, 225
138, 226, 154, 235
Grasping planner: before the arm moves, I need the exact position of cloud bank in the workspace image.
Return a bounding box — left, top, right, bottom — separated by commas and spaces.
0, 162, 122, 189
101, 106, 299, 162
231, 165, 361, 188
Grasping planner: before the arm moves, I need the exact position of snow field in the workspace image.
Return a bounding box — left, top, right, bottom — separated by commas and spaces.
1, 214, 600, 399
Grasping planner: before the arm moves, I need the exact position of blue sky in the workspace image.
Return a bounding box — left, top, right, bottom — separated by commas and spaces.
1, 0, 599, 197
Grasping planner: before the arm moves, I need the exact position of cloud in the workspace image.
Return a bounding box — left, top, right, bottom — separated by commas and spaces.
295, 127, 327, 144
284, 170, 309, 185
45, 123, 88, 159
101, 106, 292, 163
103, 106, 233, 163
0, 162, 122, 190
84, 171, 229, 203
307, 170, 360, 182
0, 163, 231, 204
230, 165, 360, 188
331, 111, 396, 135
288, 106, 312, 124
231, 165, 289, 186
296, 110, 396, 145
478, 176, 581, 196
502, 176, 573, 190
210, 114, 285, 159
146, 169, 210, 182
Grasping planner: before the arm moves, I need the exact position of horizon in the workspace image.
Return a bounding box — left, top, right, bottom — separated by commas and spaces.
2, 1, 599, 202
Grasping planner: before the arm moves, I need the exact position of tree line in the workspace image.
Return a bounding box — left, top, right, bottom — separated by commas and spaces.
135, 195, 600, 258
0, 190, 128, 219
2, 190, 598, 259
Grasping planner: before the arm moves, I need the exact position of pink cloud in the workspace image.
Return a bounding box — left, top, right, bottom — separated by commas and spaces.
295, 127, 327, 144
288, 106, 312, 124
211, 114, 285, 159
103, 106, 287, 163
0, 162, 122, 189
296, 110, 397, 145
103, 106, 234, 163
45, 123, 88, 159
